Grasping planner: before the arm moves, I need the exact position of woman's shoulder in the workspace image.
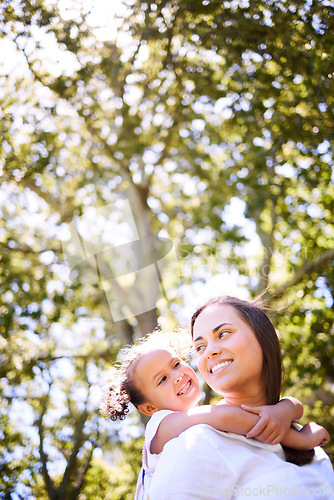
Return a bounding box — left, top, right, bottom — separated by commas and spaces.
304, 447, 334, 486
201, 425, 285, 456
169, 422, 285, 460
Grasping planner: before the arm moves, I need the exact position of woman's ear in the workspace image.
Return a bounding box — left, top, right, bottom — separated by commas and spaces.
138, 402, 158, 416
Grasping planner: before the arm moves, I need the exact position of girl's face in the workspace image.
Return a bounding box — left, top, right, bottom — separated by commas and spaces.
193, 304, 265, 404
135, 348, 201, 415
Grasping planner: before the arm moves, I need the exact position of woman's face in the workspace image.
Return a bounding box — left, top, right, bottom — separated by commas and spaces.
193, 304, 266, 403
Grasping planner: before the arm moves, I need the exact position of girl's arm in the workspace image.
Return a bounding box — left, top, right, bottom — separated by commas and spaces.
150, 404, 259, 454
241, 398, 330, 449
281, 422, 330, 450
150, 403, 330, 455
242, 396, 303, 443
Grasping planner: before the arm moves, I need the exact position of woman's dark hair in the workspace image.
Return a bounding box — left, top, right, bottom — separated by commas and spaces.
190, 295, 315, 466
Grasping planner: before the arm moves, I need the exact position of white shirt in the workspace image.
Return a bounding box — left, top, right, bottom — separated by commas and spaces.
135, 410, 174, 500
147, 424, 334, 499
144, 409, 175, 472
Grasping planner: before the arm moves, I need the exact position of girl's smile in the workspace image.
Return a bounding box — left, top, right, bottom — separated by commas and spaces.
177, 379, 192, 395
135, 349, 201, 415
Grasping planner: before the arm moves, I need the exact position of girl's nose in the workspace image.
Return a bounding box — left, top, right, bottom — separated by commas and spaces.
175, 372, 183, 383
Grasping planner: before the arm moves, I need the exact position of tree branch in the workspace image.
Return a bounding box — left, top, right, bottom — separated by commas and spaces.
37, 393, 55, 498
271, 248, 334, 299
22, 179, 73, 223
1, 244, 62, 255
15, 36, 160, 332
251, 203, 275, 293
58, 409, 89, 497
70, 448, 94, 500
22, 175, 142, 317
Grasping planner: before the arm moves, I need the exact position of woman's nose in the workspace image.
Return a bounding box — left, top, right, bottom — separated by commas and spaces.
206, 343, 220, 359
175, 372, 183, 383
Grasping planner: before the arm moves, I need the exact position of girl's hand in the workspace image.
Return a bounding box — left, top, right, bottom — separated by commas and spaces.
300, 422, 330, 448
241, 404, 291, 444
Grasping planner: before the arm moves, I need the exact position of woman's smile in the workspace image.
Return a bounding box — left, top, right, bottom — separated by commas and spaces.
193, 304, 265, 403
210, 359, 233, 374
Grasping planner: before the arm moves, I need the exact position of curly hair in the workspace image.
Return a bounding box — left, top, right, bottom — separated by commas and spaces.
99, 328, 191, 421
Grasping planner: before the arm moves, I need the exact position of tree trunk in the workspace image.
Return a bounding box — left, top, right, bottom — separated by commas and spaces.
136, 309, 158, 337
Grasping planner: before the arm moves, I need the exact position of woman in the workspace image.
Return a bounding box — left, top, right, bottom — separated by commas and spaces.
147, 296, 334, 499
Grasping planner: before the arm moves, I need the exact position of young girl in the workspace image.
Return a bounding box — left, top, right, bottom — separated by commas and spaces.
100, 330, 329, 498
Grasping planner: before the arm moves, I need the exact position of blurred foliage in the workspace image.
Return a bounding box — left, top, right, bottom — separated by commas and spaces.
78, 437, 144, 500
0, 0, 333, 497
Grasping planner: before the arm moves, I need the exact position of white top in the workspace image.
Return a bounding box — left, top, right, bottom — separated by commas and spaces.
135, 410, 174, 500
144, 409, 175, 472
147, 424, 334, 499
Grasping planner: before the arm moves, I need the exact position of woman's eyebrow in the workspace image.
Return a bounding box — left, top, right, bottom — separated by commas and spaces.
213, 322, 233, 333
193, 322, 233, 343
193, 335, 203, 343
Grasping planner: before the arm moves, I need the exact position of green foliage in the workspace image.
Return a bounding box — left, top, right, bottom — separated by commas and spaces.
0, 0, 333, 497
0, 412, 33, 498
79, 438, 144, 500
277, 287, 334, 462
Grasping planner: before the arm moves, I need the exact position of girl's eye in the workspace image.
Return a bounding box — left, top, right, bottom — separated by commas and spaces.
195, 344, 204, 353
158, 375, 167, 385
174, 361, 181, 368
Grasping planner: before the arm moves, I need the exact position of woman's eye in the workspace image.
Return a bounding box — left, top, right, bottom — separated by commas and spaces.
158, 376, 167, 385
174, 361, 181, 368
219, 330, 230, 338
195, 344, 204, 352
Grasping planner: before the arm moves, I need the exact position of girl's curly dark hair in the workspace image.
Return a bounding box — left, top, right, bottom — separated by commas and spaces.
102, 384, 131, 421
99, 328, 191, 421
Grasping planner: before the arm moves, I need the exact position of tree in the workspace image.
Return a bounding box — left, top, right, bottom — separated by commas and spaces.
1, 0, 333, 497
